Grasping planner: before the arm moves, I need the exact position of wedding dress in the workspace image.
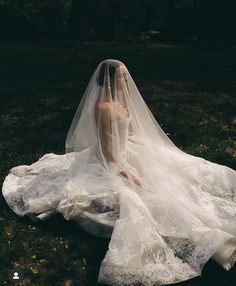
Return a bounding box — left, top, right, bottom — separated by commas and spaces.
2, 59, 236, 286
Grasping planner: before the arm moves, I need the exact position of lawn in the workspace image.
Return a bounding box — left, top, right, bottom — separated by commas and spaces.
0, 39, 235, 286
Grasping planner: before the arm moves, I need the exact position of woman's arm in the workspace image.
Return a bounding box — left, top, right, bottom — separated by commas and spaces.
98, 104, 142, 187
98, 103, 116, 162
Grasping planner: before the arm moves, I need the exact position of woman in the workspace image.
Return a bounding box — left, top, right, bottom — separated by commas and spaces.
2, 59, 236, 286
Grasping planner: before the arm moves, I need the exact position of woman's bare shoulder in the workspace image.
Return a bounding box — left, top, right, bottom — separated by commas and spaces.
97, 103, 112, 124
97, 102, 112, 113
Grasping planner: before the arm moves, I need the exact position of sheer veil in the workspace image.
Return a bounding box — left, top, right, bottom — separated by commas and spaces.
64, 60, 236, 283
65, 59, 182, 188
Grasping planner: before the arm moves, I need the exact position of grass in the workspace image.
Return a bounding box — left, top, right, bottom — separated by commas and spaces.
0, 39, 236, 286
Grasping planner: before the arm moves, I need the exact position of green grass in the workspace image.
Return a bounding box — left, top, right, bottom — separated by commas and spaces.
0, 39, 235, 286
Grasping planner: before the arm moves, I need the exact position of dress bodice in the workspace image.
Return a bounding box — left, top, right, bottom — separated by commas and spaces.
112, 115, 131, 154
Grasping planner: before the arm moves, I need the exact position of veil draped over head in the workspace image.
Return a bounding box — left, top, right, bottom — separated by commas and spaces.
63, 60, 236, 284
65, 59, 180, 189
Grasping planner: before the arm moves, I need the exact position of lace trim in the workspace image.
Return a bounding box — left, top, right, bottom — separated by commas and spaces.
98, 261, 200, 286
223, 249, 236, 270
4, 191, 28, 216
198, 178, 234, 200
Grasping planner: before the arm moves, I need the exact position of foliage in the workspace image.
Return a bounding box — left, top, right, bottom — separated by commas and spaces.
0, 0, 72, 36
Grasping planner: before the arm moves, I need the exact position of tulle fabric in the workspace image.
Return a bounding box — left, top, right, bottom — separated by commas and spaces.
2, 59, 236, 285
3, 133, 236, 285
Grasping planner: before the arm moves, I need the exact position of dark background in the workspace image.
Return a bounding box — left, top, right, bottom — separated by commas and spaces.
0, 1, 236, 286
0, 0, 235, 45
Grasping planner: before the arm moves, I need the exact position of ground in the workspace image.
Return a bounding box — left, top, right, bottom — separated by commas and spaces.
0, 39, 235, 286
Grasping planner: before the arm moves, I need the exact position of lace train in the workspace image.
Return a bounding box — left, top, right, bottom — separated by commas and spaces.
97, 187, 236, 286
2, 146, 236, 285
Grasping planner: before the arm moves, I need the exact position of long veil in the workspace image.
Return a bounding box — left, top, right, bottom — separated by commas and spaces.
63, 59, 236, 285
65, 59, 183, 190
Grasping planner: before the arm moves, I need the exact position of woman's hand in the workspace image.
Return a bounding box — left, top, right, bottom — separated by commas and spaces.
132, 175, 142, 187
119, 170, 142, 187
128, 137, 137, 144
128, 135, 144, 145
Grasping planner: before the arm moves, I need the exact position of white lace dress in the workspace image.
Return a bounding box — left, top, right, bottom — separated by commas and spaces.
2, 115, 236, 286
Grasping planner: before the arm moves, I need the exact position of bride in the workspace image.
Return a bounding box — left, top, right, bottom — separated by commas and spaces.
2, 59, 236, 286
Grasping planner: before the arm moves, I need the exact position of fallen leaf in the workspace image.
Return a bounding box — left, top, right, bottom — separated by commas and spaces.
30, 266, 38, 274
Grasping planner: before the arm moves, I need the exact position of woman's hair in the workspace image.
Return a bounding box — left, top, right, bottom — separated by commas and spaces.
96, 60, 121, 87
